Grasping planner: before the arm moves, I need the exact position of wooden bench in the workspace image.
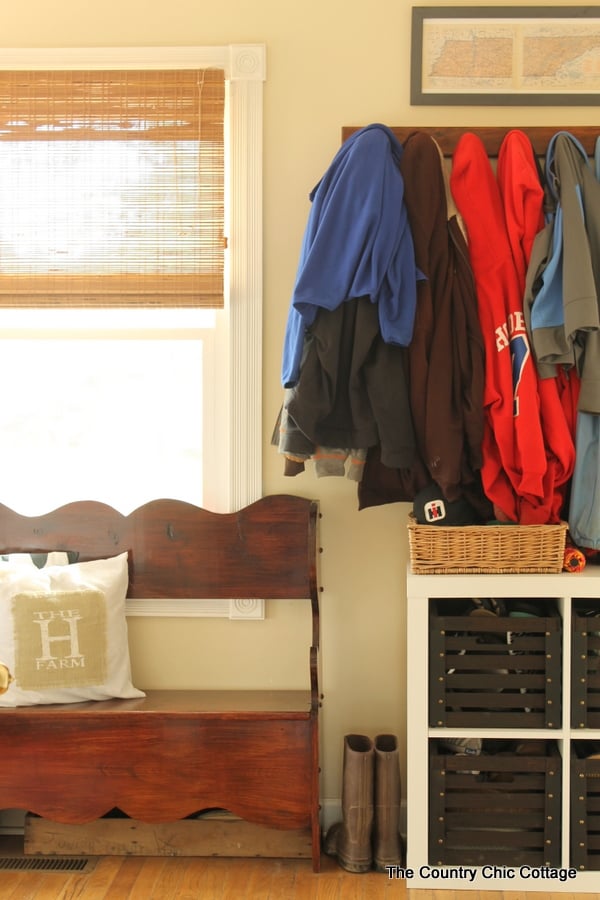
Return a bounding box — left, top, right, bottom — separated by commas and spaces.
0, 493, 322, 871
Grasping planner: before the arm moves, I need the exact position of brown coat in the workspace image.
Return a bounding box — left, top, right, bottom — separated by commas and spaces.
359, 131, 487, 511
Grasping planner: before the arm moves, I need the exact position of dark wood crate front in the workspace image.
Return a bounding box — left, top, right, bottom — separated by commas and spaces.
429, 740, 561, 867
571, 602, 600, 728
571, 746, 600, 870
429, 602, 561, 728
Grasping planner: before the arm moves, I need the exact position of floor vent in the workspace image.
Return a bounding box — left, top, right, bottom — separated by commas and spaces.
0, 856, 95, 872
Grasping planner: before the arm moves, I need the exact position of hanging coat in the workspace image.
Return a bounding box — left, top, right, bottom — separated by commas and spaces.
281, 124, 419, 388
568, 135, 600, 550
359, 131, 488, 516
450, 132, 549, 524
527, 131, 600, 414
395, 132, 485, 500
497, 129, 576, 523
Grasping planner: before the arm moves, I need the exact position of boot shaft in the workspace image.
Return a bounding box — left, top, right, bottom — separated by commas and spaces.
373, 732, 403, 871
342, 733, 374, 811
324, 733, 374, 873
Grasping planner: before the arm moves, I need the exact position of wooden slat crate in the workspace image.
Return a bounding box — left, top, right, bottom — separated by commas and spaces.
429, 740, 561, 867
571, 602, 600, 728
429, 603, 561, 728
571, 747, 600, 870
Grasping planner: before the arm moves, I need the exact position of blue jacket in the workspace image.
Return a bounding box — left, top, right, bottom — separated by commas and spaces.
569, 412, 600, 550
281, 124, 419, 387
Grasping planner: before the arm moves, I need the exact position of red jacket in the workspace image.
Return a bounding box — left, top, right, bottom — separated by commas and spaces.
450, 132, 549, 523
497, 129, 576, 523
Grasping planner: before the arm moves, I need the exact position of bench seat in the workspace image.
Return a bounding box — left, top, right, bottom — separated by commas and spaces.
0, 690, 315, 829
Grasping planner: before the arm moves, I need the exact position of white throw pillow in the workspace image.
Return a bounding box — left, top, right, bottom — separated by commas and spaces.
0, 551, 145, 706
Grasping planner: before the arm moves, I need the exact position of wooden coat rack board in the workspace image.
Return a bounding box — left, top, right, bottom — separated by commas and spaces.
341, 125, 598, 156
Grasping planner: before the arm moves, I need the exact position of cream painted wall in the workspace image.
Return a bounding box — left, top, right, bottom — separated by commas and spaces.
3, 0, 595, 810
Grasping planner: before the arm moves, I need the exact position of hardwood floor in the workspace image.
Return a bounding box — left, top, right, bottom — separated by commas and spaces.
0, 842, 598, 900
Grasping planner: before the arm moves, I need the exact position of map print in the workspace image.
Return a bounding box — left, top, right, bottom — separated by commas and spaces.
421, 18, 600, 94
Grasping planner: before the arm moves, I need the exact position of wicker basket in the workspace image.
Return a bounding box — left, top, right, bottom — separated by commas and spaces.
407, 513, 567, 574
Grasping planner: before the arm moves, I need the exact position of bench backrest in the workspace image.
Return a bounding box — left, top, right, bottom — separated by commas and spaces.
0, 494, 319, 603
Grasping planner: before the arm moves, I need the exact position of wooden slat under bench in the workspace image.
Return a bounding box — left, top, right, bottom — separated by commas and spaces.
24, 811, 313, 859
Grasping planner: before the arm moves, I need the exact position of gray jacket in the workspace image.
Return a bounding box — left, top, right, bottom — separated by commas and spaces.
525, 131, 600, 414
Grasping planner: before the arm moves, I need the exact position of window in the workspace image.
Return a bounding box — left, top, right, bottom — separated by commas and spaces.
0, 45, 265, 618
0, 68, 225, 308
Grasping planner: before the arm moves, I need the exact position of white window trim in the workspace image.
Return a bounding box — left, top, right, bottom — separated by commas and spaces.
0, 44, 265, 619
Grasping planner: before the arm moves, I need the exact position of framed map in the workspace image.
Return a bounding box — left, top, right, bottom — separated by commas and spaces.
411, 6, 600, 105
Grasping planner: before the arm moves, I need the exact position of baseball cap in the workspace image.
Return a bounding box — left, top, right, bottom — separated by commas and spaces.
413, 482, 482, 526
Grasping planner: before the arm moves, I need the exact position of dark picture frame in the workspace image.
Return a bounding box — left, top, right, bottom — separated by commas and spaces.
411, 6, 600, 105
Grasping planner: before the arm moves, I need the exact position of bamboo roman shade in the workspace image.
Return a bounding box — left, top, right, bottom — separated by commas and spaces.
0, 68, 225, 307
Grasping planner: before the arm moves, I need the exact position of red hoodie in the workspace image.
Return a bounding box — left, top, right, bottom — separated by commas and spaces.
497, 129, 577, 523
450, 132, 549, 523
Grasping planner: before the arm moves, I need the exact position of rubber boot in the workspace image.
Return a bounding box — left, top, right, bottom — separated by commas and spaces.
323, 733, 374, 872
373, 733, 403, 872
